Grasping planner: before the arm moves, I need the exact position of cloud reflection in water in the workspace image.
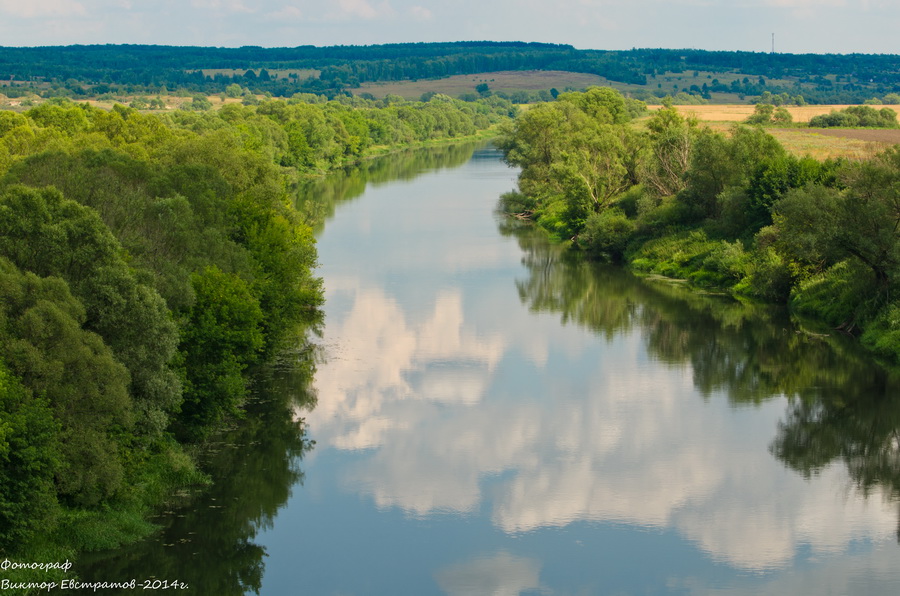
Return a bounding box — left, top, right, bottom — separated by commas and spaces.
303, 278, 896, 571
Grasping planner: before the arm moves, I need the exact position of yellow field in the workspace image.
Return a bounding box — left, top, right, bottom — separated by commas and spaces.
766, 128, 896, 160
667, 104, 900, 159
671, 104, 900, 123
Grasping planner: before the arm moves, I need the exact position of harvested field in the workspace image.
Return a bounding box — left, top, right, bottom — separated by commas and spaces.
766, 129, 892, 160
351, 70, 610, 99
673, 104, 900, 123
667, 104, 900, 158
803, 127, 900, 143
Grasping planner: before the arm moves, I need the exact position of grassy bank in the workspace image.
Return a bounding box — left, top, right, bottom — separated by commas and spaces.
498, 89, 900, 365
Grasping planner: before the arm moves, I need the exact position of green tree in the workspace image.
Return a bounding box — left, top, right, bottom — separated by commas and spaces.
551, 124, 631, 231
774, 147, 900, 291
25, 103, 91, 135
175, 266, 264, 438
188, 95, 213, 111
640, 105, 696, 196
0, 359, 60, 549
809, 105, 900, 128
682, 125, 785, 220
746, 103, 775, 125
0, 258, 133, 506
557, 86, 630, 124
0, 185, 181, 436
744, 154, 836, 232
773, 106, 793, 125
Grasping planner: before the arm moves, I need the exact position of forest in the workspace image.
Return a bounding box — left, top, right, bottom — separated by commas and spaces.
498, 87, 900, 364
1, 42, 898, 103
0, 93, 513, 583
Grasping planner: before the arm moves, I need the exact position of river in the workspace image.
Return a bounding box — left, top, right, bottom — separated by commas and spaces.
80, 142, 900, 595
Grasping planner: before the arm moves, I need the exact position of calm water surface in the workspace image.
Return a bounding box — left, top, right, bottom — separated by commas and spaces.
82, 143, 900, 595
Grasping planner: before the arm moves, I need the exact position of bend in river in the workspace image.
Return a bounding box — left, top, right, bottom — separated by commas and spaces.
81, 142, 900, 596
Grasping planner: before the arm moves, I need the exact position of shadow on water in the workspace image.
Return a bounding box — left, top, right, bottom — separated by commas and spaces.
76, 355, 318, 595
502, 216, 900, 539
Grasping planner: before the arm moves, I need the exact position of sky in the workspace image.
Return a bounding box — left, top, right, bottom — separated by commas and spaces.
0, 0, 897, 55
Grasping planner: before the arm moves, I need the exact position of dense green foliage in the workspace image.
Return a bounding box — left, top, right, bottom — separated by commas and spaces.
0, 94, 508, 567
1, 43, 898, 104
0, 359, 59, 550
500, 88, 900, 363
497, 88, 645, 240
808, 105, 900, 128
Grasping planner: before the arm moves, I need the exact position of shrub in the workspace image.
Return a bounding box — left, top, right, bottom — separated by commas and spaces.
861, 302, 900, 362
627, 229, 719, 278
732, 246, 793, 301
498, 190, 536, 215
788, 260, 874, 329
579, 208, 635, 260
534, 198, 572, 241
809, 105, 899, 128
746, 103, 774, 125
634, 195, 693, 237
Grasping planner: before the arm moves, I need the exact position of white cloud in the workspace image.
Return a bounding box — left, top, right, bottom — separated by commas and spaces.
435, 551, 542, 596
409, 5, 432, 20
189, 0, 254, 14
308, 299, 897, 570
683, 543, 900, 595
306, 285, 505, 452
327, 0, 395, 20
0, 0, 86, 18
763, 0, 847, 6
265, 5, 304, 20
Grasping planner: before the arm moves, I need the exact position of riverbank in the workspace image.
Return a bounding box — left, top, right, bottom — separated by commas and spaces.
0, 96, 514, 590
341, 127, 501, 162
77, 140, 900, 595
498, 88, 900, 366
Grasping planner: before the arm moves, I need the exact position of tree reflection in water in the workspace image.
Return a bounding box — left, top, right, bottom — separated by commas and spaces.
76, 142, 490, 595
504, 216, 900, 542
77, 359, 318, 596
295, 141, 481, 232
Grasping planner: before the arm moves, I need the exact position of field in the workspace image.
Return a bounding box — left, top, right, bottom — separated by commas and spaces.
350, 69, 803, 102
765, 128, 900, 159
672, 104, 900, 123
350, 70, 612, 99
670, 104, 900, 159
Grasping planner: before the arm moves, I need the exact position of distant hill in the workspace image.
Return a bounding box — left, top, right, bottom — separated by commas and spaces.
1, 42, 898, 104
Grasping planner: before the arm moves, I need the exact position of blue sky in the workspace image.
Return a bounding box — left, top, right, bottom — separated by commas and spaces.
0, 0, 897, 54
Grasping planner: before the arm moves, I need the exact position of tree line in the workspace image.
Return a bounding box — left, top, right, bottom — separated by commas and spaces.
2, 43, 898, 103
499, 87, 900, 364
0, 94, 511, 580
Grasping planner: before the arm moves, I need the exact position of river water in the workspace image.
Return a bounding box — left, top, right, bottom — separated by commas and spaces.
81, 142, 900, 595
